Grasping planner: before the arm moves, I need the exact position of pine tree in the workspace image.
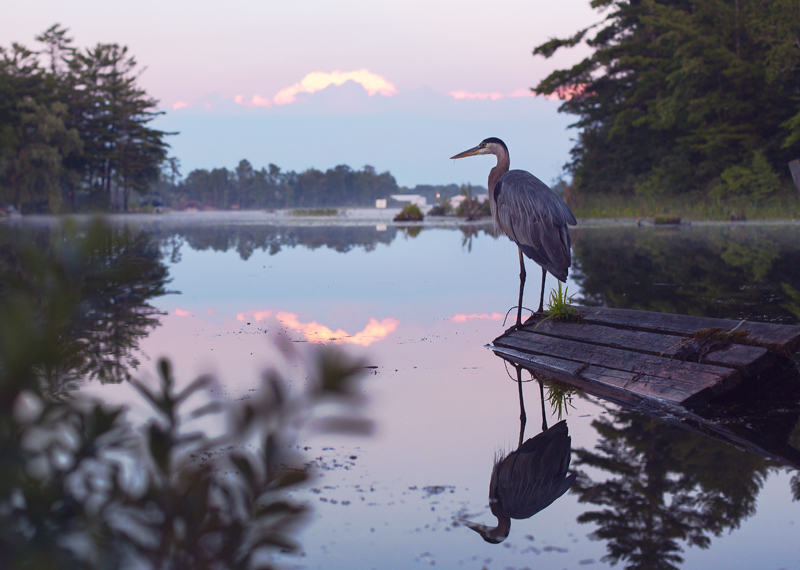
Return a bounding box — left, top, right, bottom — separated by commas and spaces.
534, 0, 800, 199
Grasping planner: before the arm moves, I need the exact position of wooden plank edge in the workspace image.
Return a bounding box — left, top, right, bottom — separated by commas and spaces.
572, 305, 800, 354
496, 330, 740, 387
504, 320, 774, 379
489, 344, 731, 405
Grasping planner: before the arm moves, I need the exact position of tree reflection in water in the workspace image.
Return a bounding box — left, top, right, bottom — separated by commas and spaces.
139, 221, 498, 261
0, 221, 370, 569
150, 224, 402, 260
491, 351, 800, 569
0, 221, 170, 387
573, 406, 771, 570
571, 225, 800, 324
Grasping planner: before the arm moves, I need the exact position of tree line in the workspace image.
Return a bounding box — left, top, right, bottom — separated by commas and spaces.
0, 25, 171, 213
153, 160, 480, 210
156, 160, 402, 210
534, 0, 800, 201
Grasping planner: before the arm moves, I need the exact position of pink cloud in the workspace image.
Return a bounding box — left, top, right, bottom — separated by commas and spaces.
508, 88, 535, 98
451, 312, 504, 323
234, 94, 272, 108
539, 83, 587, 101
447, 90, 504, 101
276, 311, 399, 346
172, 101, 190, 110
273, 69, 399, 106
175, 308, 192, 317
446, 88, 539, 101
236, 309, 273, 322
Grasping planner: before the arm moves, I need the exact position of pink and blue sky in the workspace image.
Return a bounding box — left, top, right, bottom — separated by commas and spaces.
5, 0, 599, 186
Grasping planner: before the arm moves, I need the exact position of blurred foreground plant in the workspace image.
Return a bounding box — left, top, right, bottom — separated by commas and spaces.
0, 220, 371, 569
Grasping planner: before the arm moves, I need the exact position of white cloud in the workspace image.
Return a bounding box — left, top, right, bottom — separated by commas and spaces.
273, 69, 398, 106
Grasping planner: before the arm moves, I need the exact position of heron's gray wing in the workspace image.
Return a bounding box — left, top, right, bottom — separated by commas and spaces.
495, 171, 576, 280
493, 420, 576, 519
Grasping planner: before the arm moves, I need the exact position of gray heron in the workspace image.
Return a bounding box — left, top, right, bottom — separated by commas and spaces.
451, 138, 577, 328
461, 364, 576, 543
463, 419, 576, 544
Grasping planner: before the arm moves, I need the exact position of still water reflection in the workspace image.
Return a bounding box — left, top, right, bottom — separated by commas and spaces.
463, 366, 576, 545
572, 224, 800, 323
2, 215, 800, 569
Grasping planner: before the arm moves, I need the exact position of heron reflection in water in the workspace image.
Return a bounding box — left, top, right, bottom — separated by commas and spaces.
451, 138, 577, 329
463, 366, 576, 543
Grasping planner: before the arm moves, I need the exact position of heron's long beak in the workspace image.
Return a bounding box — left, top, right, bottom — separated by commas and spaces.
450, 145, 482, 160
459, 518, 510, 544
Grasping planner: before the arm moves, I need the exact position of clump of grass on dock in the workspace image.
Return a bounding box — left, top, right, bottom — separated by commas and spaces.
546, 282, 579, 321
536, 282, 581, 329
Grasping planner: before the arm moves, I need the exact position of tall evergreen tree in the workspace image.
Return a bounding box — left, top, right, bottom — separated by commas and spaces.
0, 25, 171, 212
534, 0, 800, 199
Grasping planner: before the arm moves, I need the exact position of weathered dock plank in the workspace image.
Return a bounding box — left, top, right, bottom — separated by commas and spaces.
492, 344, 707, 405
491, 306, 800, 406
494, 331, 740, 404
575, 306, 800, 354
529, 319, 774, 378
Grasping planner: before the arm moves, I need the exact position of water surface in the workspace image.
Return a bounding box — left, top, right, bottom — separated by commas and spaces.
3, 214, 800, 570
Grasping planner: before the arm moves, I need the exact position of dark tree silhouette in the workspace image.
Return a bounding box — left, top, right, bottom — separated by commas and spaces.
574, 407, 771, 569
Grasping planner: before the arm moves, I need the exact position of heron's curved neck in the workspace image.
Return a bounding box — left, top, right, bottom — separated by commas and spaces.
488, 148, 510, 194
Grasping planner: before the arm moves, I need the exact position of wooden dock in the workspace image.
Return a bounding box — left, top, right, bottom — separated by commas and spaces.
491, 306, 800, 407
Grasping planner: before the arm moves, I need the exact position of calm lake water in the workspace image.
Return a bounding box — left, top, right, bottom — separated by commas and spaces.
3, 213, 800, 570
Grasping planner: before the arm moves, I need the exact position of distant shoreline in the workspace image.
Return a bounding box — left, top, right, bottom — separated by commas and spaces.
4, 208, 800, 229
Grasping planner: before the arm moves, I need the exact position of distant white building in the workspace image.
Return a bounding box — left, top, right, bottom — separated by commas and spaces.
390, 194, 427, 207
375, 199, 387, 209
449, 195, 467, 209
449, 194, 488, 209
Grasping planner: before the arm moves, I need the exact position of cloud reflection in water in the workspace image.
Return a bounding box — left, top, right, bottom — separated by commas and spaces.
276, 311, 399, 346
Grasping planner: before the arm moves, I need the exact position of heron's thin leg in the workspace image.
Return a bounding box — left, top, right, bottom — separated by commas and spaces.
537, 267, 547, 314
538, 376, 548, 431
517, 248, 526, 328
516, 365, 526, 448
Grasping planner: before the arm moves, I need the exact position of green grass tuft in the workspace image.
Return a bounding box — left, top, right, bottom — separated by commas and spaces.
546, 282, 579, 321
